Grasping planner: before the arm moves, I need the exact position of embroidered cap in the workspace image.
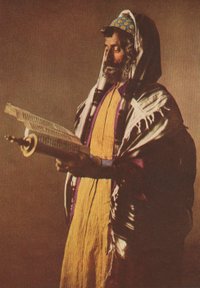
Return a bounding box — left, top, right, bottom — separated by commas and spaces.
110, 14, 135, 35
101, 12, 135, 37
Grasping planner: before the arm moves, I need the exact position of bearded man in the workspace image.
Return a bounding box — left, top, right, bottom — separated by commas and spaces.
57, 10, 196, 288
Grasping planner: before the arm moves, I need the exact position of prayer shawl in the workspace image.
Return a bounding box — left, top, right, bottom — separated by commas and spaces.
64, 11, 196, 247
65, 83, 195, 246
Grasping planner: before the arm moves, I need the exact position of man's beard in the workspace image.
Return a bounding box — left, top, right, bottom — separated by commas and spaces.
103, 60, 131, 84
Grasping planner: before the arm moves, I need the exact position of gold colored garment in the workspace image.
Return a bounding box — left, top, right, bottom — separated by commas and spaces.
60, 84, 121, 288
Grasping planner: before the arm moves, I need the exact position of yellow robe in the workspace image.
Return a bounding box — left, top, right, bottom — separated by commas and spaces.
60, 84, 121, 288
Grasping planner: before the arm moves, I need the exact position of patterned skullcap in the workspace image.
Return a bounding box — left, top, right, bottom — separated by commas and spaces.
109, 13, 135, 36
101, 10, 139, 51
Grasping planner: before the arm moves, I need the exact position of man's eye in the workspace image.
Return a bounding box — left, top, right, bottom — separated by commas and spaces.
113, 46, 121, 52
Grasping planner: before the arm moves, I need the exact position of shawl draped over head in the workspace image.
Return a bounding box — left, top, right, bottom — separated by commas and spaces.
64, 10, 196, 245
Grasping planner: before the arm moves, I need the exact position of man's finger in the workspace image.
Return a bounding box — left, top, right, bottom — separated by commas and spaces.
55, 160, 69, 172
57, 167, 68, 173
56, 163, 69, 173
56, 158, 62, 164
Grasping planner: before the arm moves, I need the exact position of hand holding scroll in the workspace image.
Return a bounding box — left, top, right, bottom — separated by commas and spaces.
55, 152, 102, 178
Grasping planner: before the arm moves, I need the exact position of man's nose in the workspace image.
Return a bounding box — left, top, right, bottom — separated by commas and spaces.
104, 48, 114, 63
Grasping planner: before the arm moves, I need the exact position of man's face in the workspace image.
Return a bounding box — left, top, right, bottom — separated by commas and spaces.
103, 32, 126, 83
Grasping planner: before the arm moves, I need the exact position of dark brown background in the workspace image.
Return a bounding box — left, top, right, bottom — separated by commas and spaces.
0, 0, 199, 287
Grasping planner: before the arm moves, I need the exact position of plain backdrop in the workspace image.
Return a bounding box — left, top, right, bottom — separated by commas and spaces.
0, 0, 200, 287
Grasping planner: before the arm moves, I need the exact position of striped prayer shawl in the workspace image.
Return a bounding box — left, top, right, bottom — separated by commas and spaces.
64, 82, 195, 243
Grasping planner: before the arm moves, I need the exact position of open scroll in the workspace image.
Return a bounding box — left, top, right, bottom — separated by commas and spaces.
4, 103, 89, 160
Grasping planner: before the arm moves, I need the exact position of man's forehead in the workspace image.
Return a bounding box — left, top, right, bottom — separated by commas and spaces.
104, 32, 121, 45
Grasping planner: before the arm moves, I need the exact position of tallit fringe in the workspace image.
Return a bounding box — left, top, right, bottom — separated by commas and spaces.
135, 105, 167, 134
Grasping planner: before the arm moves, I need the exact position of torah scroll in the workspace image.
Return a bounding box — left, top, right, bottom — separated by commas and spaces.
4, 103, 90, 160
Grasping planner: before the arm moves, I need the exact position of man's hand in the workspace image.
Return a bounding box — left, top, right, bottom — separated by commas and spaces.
55, 153, 144, 182
55, 152, 101, 178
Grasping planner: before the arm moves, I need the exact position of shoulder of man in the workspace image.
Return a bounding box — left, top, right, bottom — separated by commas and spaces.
127, 82, 173, 115
136, 82, 171, 102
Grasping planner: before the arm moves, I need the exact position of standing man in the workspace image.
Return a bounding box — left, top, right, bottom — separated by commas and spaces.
56, 10, 196, 288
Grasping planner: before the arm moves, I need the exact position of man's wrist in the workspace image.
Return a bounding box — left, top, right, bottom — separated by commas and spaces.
90, 155, 113, 167
89, 154, 116, 179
